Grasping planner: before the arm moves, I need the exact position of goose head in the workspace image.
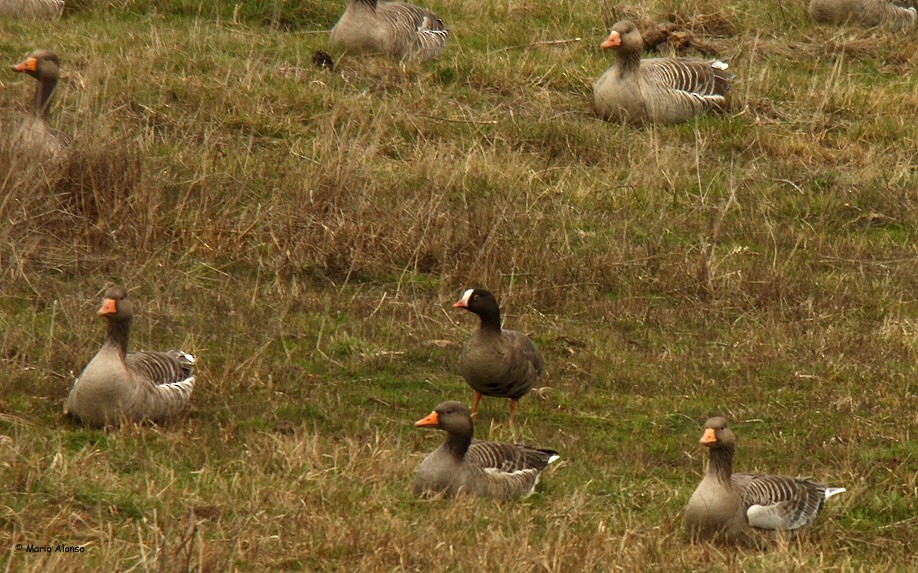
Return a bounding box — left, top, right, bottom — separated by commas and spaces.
700, 416, 737, 451
97, 285, 133, 322
415, 401, 474, 436
453, 288, 501, 326
600, 20, 644, 53
13, 49, 61, 118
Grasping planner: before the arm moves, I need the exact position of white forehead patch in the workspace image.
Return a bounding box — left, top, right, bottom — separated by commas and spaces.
460, 289, 474, 304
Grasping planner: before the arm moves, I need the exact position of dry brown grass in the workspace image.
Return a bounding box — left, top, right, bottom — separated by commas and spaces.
1, 0, 916, 571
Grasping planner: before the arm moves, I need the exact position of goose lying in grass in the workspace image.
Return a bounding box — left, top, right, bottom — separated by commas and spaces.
65, 286, 196, 427
809, 0, 916, 32
9, 49, 69, 158
413, 401, 559, 500
330, 0, 448, 61
0, 0, 64, 19
684, 417, 846, 544
453, 289, 543, 423
593, 20, 732, 125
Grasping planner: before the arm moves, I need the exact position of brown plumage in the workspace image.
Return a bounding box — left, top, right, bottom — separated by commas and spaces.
413, 401, 559, 500
809, 0, 916, 32
685, 417, 846, 543
0, 0, 64, 19
329, 0, 448, 61
593, 20, 732, 125
453, 288, 543, 423
64, 286, 196, 427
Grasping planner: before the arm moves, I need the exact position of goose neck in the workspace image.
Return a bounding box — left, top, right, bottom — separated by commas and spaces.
708, 445, 734, 484
445, 427, 473, 459
105, 318, 131, 359
33, 76, 58, 120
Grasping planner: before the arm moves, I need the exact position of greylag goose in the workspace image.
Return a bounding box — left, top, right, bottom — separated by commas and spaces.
413, 401, 559, 500
809, 0, 916, 32
10, 49, 69, 155
453, 288, 543, 423
685, 417, 846, 543
329, 0, 448, 61
64, 286, 196, 427
593, 20, 732, 125
0, 0, 64, 19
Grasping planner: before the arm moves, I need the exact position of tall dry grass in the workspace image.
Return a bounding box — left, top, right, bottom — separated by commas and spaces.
1, 0, 916, 571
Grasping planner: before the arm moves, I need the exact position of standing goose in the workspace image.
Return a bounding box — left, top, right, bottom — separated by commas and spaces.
809, 0, 916, 32
0, 0, 64, 19
64, 286, 196, 427
329, 0, 448, 61
593, 20, 732, 125
453, 288, 543, 423
10, 49, 69, 156
413, 401, 559, 500
685, 417, 846, 543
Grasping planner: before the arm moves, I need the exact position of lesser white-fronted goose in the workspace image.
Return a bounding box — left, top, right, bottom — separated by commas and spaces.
685, 417, 846, 543
10, 49, 69, 155
809, 0, 916, 32
593, 20, 732, 125
0, 0, 64, 19
453, 288, 543, 423
64, 286, 196, 427
413, 401, 559, 500
329, 0, 448, 61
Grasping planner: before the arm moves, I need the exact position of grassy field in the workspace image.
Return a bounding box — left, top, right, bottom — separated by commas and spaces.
1, 0, 916, 571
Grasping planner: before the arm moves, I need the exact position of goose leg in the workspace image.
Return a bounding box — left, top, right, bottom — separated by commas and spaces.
509, 399, 520, 424
470, 391, 482, 418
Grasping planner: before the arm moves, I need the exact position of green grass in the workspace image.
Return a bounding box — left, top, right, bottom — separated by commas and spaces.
1, 0, 916, 571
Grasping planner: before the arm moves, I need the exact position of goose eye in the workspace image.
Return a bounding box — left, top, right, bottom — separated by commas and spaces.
472, 294, 479, 300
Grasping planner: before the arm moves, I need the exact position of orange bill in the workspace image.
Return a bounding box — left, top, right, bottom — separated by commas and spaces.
97, 298, 118, 316
699, 428, 717, 445
415, 411, 440, 428
13, 57, 38, 73
601, 32, 621, 49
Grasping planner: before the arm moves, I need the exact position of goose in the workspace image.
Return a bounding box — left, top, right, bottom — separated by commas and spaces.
0, 0, 64, 19
64, 286, 196, 427
329, 0, 448, 61
453, 288, 543, 423
593, 20, 732, 125
413, 401, 559, 500
10, 49, 69, 156
809, 0, 916, 32
684, 417, 846, 543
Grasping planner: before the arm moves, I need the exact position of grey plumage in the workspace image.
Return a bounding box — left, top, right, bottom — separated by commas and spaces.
413, 401, 559, 500
329, 0, 448, 61
732, 473, 845, 530
685, 417, 845, 543
453, 289, 543, 422
593, 20, 732, 125
809, 0, 916, 32
9, 49, 69, 157
0, 0, 64, 19
64, 286, 196, 427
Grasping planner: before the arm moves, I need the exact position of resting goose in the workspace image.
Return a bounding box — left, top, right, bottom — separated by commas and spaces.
453, 288, 543, 423
0, 0, 64, 19
329, 0, 448, 61
413, 401, 559, 500
809, 0, 916, 32
685, 417, 846, 543
64, 286, 196, 427
593, 20, 732, 125
10, 49, 69, 156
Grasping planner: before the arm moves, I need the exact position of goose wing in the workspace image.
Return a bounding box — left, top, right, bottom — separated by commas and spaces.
732, 473, 844, 530
126, 350, 195, 415
377, 1, 448, 58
